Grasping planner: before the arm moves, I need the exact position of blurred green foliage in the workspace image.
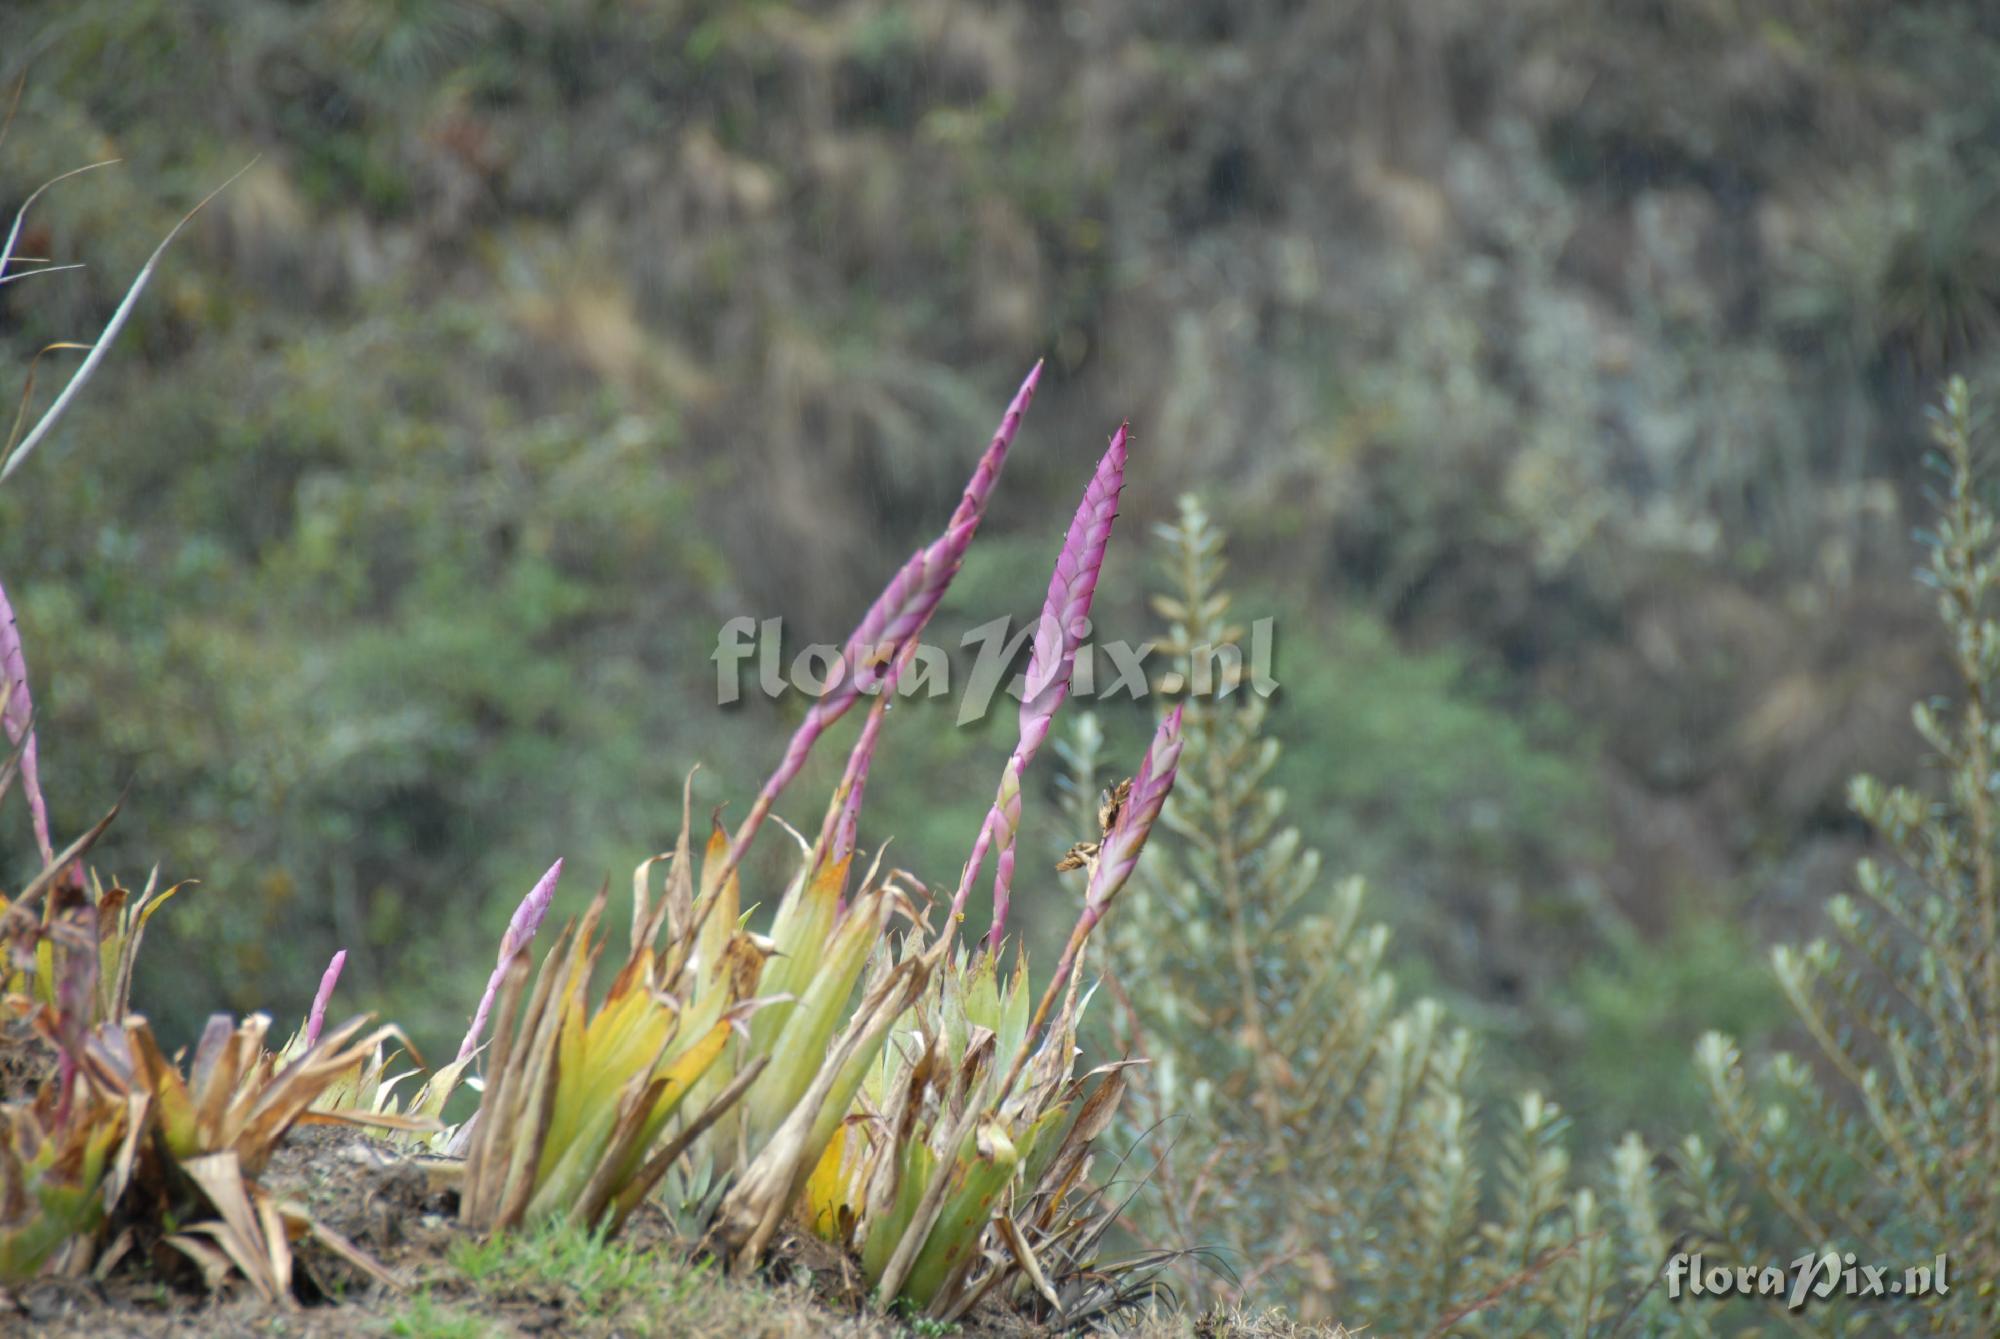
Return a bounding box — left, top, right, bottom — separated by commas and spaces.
1103, 500, 1700, 1330
1676, 379, 2000, 1333
1271, 603, 1595, 887
0, 293, 736, 1044
1564, 914, 1785, 1146
1110, 416, 1986, 1329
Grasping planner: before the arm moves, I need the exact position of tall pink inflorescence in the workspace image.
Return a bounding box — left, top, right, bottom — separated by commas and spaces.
725, 363, 1043, 875
0, 575, 55, 868
1085, 703, 1185, 912
816, 641, 913, 874
458, 857, 564, 1064
1003, 703, 1184, 1095
954, 424, 1129, 949
304, 949, 347, 1049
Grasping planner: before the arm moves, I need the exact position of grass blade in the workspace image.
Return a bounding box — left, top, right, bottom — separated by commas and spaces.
1, 161, 252, 484
0, 158, 117, 283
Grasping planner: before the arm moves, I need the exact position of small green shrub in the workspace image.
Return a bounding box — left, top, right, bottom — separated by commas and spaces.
1105, 386, 2000, 1332
1099, 497, 1685, 1332
1683, 378, 2000, 1334
1565, 913, 1785, 1146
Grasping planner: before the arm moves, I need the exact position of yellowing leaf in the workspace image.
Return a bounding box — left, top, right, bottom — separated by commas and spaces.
804, 1120, 855, 1244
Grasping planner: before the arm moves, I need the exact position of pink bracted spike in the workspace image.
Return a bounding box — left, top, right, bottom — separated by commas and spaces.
457, 858, 563, 1064
953, 424, 1128, 947
0, 575, 55, 867
304, 950, 346, 1048
1085, 704, 1185, 910
999, 704, 1185, 1102
817, 640, 913, 872
725, 363, 1042, 875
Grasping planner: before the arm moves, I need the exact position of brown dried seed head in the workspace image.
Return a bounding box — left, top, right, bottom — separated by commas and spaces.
1097, 778, 1132, 835
1055, 841, 1099, 873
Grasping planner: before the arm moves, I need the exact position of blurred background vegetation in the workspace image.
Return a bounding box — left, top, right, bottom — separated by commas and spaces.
5, 0, 2000, 1174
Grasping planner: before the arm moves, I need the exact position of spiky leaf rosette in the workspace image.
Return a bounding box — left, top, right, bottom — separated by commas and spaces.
866, 706, 1183, 1312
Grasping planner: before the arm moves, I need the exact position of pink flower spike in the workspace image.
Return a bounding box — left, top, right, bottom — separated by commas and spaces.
1020, 423, 1128, 724
458, 857, 564, 1064
305, 949, 346, 1048
1002, 705, 1188, 1101
1085, 704, 1185, 910
819, 640, 912, 870
726, 364, 1042, 873
976, 424, 1128, 947
831, 742, 872, 869
0, 574, 55, 867
948, 360, 1041, 533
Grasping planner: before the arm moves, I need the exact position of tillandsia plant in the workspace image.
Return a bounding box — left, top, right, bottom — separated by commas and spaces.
445, 371, 1186, 1322
0, 883, 130, 1284
449, 366, 1042, 1243
0, 859, 421, 1295
78, 1007, 422, 1300
281, 860, 571, 1161
801, 707, 1184, 1323
452, 829, 768, 1238
0, 120, 383, 1298
711, 410, 1173, 1321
